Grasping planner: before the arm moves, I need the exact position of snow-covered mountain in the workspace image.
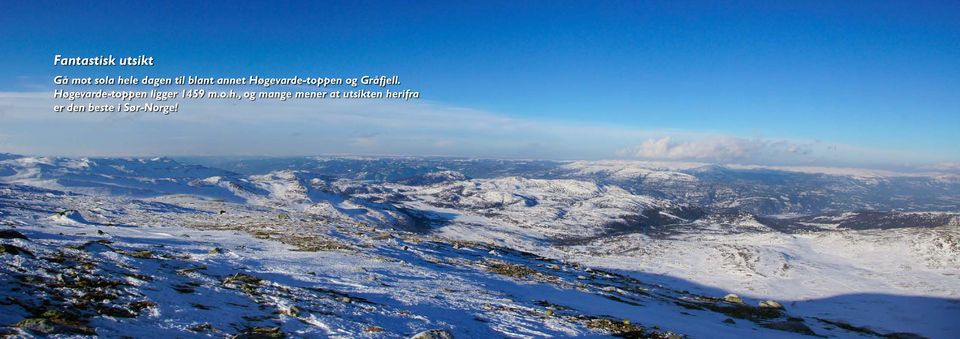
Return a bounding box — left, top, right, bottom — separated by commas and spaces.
1, 154, 958, 338
185, 156, 960, 214
0, 154, 251, 202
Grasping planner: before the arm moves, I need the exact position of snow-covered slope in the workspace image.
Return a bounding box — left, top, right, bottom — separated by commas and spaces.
1, 155, 958, 338
2, 183, 856, 339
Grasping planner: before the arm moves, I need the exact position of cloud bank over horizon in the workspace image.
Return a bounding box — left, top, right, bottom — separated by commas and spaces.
0, 91, 953, 173
618, 136, 812, 163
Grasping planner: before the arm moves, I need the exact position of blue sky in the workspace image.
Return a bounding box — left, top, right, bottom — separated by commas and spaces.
0, 1, 958, 170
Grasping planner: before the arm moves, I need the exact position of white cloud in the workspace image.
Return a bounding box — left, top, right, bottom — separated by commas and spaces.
349, 134, 379, 147
619, 136, 811, 163
924, 162, 960, 173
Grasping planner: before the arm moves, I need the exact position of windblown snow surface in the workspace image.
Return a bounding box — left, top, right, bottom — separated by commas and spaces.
0, 155, 958, 338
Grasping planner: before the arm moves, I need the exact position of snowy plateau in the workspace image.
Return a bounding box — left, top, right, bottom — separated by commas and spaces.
0, 154, 958, 338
